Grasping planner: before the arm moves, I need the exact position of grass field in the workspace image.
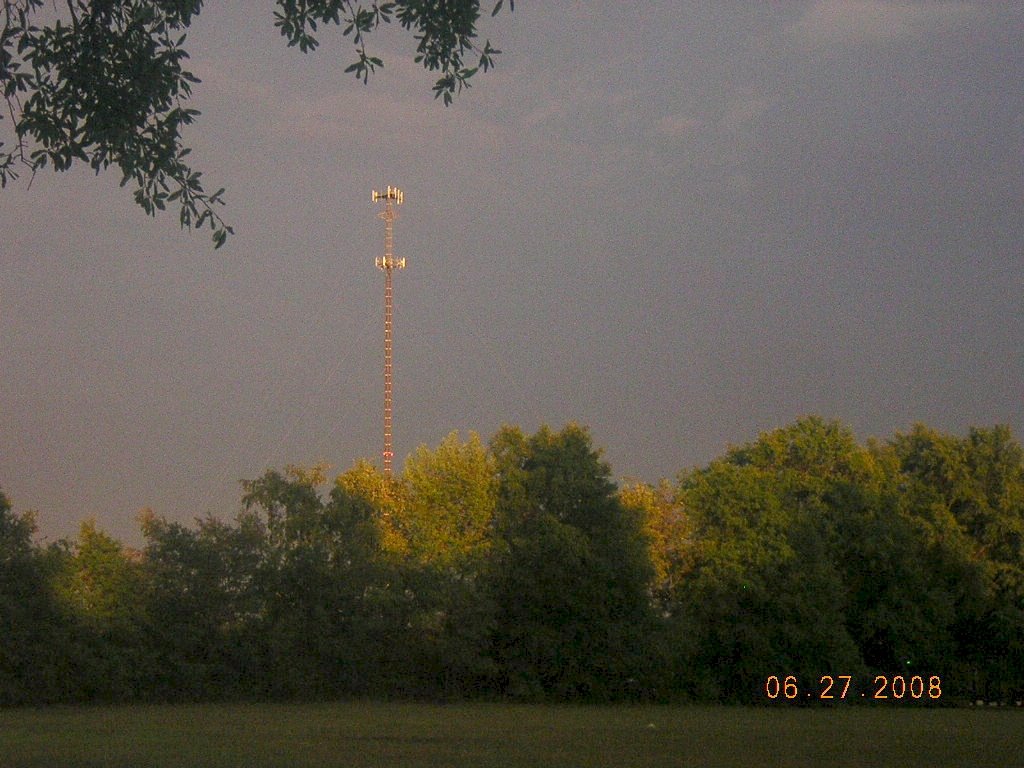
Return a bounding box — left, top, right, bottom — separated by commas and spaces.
1, 701, 1021, 768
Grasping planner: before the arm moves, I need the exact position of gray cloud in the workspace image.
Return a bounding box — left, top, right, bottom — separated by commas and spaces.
791, 0, 976, 46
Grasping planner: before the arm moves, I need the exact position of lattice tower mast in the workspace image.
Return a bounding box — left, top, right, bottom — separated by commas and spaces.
372, 186, 405, 476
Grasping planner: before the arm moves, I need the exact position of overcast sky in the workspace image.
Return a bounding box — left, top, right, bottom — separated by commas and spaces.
2, 1, 1022, 545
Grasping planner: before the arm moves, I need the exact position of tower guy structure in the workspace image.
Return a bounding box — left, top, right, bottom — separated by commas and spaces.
372, 185, 405, 476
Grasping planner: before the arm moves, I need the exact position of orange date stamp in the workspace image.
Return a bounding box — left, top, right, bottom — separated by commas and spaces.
765, 674, 942, 701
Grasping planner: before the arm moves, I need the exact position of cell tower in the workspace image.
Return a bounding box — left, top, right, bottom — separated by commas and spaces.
371, 185, 406, 476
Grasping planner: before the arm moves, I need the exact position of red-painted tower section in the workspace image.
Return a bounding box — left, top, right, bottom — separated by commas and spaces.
372, 186, 405, 476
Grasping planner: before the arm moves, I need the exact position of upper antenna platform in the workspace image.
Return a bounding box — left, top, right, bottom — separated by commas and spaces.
372, 185, 404, 205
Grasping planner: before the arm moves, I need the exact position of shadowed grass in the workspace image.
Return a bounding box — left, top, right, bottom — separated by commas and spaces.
1, 701, 1021, 767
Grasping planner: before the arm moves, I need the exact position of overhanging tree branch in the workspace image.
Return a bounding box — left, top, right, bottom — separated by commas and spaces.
1, 0, 512, 248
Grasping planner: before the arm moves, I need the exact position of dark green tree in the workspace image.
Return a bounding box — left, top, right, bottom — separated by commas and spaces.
488, 424, 655, 700
825, 437, 978, 695
240, 463, 353, 697
0, 488, 71, 703
240, 461, 422, 697
49, 518, 152, 700
888, 424, 1024, 701
672, 418, 867, 701
1, 0, 513, 246
139, 508, 267, 699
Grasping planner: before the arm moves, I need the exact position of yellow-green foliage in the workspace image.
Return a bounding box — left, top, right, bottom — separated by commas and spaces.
53, 519, 144, 630
400, 431, 497, 569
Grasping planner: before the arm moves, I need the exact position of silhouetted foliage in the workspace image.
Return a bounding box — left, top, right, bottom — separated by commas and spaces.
0, 489, 54, 703
1, 417, 1022, 705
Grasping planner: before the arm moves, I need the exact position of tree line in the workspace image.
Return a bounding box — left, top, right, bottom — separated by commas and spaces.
2, 417, 1022, 705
